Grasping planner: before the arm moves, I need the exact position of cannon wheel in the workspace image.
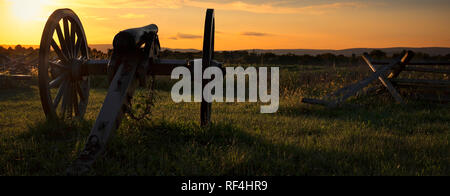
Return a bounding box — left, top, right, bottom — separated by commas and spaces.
38, 9, 90, 120
201, 9, 215, 126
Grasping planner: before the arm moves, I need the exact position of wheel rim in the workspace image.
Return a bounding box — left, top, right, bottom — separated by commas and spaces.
39, 9, 89, 120
201, 9, 215, 126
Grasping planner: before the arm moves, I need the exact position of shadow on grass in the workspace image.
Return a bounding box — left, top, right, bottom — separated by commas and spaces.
6, 115, 448, 175
278, 96, 450, 136
91, 119, 448, 176
90, 120, 341, 175
2, 119, 93, 175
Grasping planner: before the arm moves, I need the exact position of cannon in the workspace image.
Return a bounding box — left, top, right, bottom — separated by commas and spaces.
37, 8, 221, 174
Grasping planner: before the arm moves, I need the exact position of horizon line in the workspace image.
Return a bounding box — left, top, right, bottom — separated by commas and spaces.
2, 44, 450, 51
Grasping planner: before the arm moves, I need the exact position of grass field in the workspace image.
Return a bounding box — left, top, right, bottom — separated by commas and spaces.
0, 65, 449, 176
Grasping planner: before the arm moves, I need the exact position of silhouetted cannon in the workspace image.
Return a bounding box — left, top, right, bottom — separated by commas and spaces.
37, 8, 220, 174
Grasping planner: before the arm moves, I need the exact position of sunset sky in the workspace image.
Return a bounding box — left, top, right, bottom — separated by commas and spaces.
0, 0, 449, 50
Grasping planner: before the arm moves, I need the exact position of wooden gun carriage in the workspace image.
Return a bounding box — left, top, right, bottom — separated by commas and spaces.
37, 8, 221, 174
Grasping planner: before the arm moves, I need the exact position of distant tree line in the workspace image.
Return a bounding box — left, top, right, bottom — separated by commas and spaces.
0, 45, 109, 59
2, 45, 450, 66
160, 49, 450, 66
0, 45, 35, 56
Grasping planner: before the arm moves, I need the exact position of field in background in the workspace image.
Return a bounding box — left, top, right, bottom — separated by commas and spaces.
0, 64, 449, 175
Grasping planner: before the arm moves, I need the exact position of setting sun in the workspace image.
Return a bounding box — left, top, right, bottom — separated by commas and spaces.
8, 0, 48, 22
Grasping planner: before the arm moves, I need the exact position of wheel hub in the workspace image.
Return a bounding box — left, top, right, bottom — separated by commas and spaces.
70, 59, 83, 81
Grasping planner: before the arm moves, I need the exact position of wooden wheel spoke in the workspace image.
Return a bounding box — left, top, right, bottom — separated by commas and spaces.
76, 82, 86, 100
49, 72, 67, 88
60, 81, 71, 118
74, 36, 81, 58
73, 84, 80, 116
67, 82, 73, 117
70, 21, 76, 57
54, 80, 68, 108
55, 23, 71, 60
63, 18, 73, 59
50, 39, 69, 64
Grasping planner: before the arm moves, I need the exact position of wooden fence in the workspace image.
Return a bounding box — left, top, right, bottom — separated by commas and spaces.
302, 51, 450, 107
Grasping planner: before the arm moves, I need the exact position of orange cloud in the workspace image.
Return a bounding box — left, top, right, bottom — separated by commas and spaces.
119, 13, 146, 19
241, 32, 272, 37
176, 33, 202, 39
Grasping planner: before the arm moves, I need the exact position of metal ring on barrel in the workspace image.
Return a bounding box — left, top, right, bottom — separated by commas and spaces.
200, 9, 215, 127
38, 9, 90, 120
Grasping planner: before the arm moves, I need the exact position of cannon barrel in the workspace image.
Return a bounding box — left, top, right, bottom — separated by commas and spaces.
113, 24, 158, 54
